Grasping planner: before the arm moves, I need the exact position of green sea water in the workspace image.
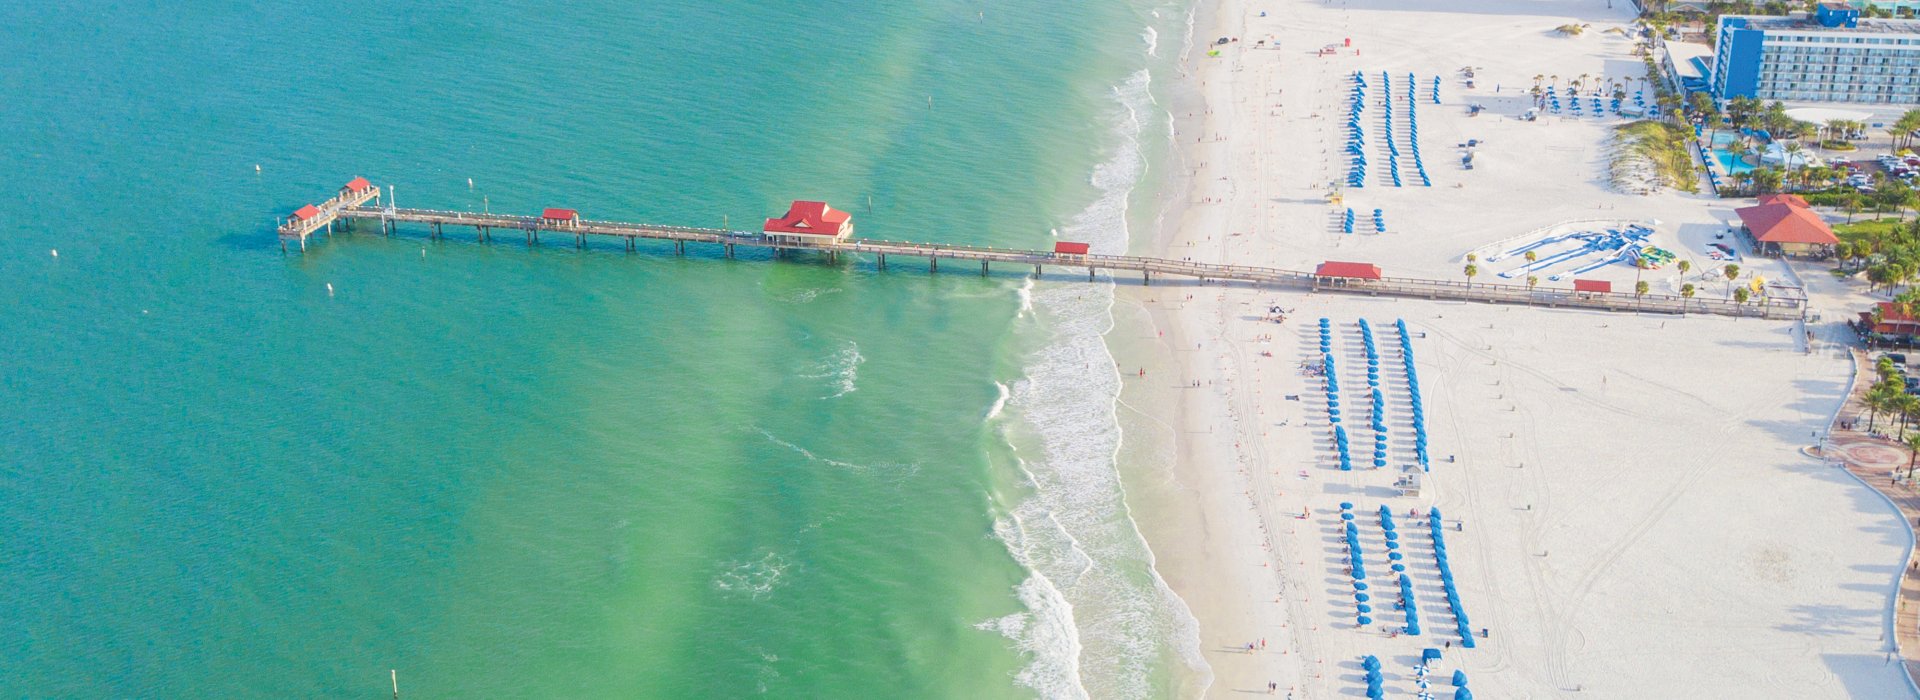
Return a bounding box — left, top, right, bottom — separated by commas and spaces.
0, 1, 1202, 696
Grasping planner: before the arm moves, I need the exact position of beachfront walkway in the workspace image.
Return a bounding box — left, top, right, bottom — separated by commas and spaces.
1819, 347, 1920, 689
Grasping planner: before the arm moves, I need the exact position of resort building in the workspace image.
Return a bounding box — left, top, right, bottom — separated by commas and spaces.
1733, 193, 1839, 258
762, 200, 853, 244
1709, 5, 1920, 111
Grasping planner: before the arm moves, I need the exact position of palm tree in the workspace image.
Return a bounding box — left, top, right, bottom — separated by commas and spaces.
1782, 142, 1808, 185
1751, 167, 1784, 194
1681, 282, 1697, 314
1724, 263, 1741, 300
1635, 279, 1650, 311
1868, 385, 1898, 432
1526, 275, 1539, 305
1845, 193, 1864, 224
1898, 393, 1920, 440
1677, 259, 1692, 278
1464, 263, 1479, 289
1732, 286, 1751, 317
1524, 250, 1538, 269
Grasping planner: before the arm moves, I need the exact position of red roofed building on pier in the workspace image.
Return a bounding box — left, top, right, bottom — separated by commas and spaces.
1054, 241, 1091, 255
289, 204, 320, 224
341, 177, 373, 197
763, 201, 853, 243
1572, 279, 1612, 294
541, 208, 581, 228
1314, 261, 1382, 280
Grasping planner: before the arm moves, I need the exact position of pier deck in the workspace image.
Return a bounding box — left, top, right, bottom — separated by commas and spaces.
289, 199, 1801, 321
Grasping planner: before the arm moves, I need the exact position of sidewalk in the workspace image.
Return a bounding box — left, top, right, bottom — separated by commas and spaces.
1816, 347, 1920, 688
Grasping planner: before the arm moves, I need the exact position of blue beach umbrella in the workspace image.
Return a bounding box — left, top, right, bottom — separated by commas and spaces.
1452, 670, 1468, 687
1357, 615, 1373, 625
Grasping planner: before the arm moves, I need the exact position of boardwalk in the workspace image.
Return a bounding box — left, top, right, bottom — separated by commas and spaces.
277, 188, 1804, 320
1820, 348, 1920, 693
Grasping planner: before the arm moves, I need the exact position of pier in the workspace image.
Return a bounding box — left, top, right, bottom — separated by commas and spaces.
279, 181, 1803, 321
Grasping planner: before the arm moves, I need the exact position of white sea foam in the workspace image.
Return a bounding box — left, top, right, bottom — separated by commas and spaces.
714, 549, 791, 600
776, 287, 841, 304
987, 381, 1012, 420
756, 426, 918, 477
1143, 26, 1159, 57
801, 340, 864, 399
1015, 276, 1035, 319
985, 68, 1210, 700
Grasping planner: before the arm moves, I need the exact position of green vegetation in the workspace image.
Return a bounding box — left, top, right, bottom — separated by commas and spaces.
1615, 120, 1699, 193
1832, 218, 1920, 293
1821, 139, 1856, 151
1556, 23, 1586, 36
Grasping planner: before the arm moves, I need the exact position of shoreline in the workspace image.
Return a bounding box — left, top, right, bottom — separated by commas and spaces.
1104, 0, 1918, 696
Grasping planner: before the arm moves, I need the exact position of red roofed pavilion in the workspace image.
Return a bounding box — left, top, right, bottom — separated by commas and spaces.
1733, 200, 1836, 258
290, 204, 320, 222
1314, 261, 1382, 280
1572, 279, 1612, 294
342, 176, 373, 195
1054, 241, 1091, 255
1756, 193, 1810, 208
541, 208, 580, 227
763, 201, 853, 243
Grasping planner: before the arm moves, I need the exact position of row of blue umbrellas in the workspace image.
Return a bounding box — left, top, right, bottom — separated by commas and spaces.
1431, 76, 1441, 104
1404, 72, 1431, 186
1341, 504, 1371, 627
1361, 655, 1386, 699
1380, 72, 1412, 187
1359, 320, 1388, 466
1343, 207, 1356, 235
1348, 72, 1368, 188
1396, 319, 1431, 471
1430, 507, 1476, 647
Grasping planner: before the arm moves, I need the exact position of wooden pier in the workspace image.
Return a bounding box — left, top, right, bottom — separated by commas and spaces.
280, 184, 1804, 321
277, 177, 381, 252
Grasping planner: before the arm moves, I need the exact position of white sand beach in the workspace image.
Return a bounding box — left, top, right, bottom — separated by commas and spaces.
1115, 0, 1920, 696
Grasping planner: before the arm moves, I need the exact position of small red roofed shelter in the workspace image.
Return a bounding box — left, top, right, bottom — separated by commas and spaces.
542, 208, 581, 228
763, 201, 854, 243
1572, 279, 1612, 294
341, 177, 373, 196
1314, 261, 1382, 281
1734, 198, 1837, 258
289, 204, 320, 223
1054, 241, 1091, 255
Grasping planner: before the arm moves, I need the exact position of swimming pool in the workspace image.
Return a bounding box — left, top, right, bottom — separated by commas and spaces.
1707, 131, 1757, 175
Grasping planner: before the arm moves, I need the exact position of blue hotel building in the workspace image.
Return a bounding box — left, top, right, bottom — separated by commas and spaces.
1709, 3, 1920, 107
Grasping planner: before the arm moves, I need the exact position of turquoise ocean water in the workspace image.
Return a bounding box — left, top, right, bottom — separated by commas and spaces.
0, 1, 1201, 696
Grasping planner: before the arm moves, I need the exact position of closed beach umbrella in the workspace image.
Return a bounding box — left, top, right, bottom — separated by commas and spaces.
1391, 563, 1405, 572
1451, 669, 1468, 687
1358, 604, 1372, 614
1453, 689, 1472, 700
1385, 531, 1398, 541
1340, 502, 1353, 510
1388, 551, 1403, 561
1355, 581, 1368, 590
1357, 615, 1372, 625
1362, 655, 1381, 671
1341, 512, 1354, 521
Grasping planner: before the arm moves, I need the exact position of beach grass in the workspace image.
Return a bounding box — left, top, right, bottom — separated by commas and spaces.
1615, 120, 1700, 194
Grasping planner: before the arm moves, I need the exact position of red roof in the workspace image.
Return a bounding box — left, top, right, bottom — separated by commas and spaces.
1867, 302, 1920, 334
343, 176, 372, 193
1734, 203, 1837, 245
1573, 279, 1612, 293
763, 201, 852, 236
1314, 261, 1381, 280
541, 208, 579, 221
291, 204, 320, 221
1054, 241, 1091, 255
1756, 193, 1809, 208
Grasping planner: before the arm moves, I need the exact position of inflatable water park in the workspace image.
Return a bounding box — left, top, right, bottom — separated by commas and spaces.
1481, 223, 1672, 281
